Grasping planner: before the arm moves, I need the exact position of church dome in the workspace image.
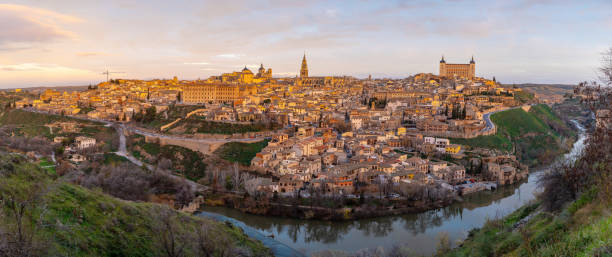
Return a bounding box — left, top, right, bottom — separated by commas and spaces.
242, 66, 253, 74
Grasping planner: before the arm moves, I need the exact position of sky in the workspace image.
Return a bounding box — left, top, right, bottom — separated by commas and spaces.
1, 0, 611, 88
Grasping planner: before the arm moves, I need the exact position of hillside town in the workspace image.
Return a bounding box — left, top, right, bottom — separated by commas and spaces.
14, 55, 530, 199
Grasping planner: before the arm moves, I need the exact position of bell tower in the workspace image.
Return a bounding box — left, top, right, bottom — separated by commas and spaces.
300, 53, 308, 78
439, 55, 446, 77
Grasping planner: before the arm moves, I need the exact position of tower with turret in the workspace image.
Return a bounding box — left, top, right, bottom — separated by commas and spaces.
439, 55, 476, 79
439, 56, 446, 78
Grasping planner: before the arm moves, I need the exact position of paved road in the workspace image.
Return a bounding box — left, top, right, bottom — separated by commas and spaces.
481, 111, 496, 132
479, 105, 531, 133
479, 107, 512, 133
114, 124, 147, 168
22, 108, 206, 191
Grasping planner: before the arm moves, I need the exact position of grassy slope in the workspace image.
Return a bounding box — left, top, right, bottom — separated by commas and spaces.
214, 140, 270, 166
442, 190, 612, 257
451, 104, 573, 166
0, 109, 72, 138
0, 109, 118, 152
0, 154, 271, 256
0, 109, 115, 137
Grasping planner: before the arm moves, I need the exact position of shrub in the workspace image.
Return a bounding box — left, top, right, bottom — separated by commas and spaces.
538, 167, 575, 212
568, 187, 598, 214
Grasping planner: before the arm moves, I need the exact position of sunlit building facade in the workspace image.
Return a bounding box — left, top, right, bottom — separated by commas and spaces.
439, 56, 476, 79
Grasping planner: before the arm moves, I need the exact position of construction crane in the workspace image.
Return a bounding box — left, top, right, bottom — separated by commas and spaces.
101, 69, 125, 82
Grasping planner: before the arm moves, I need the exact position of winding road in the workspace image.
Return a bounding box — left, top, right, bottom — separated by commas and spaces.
113, 124, 147, 168
481, 111, 497, 132
479, 106, 525, 133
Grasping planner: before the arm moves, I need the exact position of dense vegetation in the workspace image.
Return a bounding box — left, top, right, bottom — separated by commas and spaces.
173, 118, 280, 135
135, 105, 205, 130
129, 135, 208, 181
134, 104, 282, 134
0, 153, 272, 257
513, 90, 536, 104
451, 104, 576, 166
214, 140, 270, 166
72, 161, 196, 207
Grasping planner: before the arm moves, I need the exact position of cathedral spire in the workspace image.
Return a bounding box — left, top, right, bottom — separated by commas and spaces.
300, 53, 308, 78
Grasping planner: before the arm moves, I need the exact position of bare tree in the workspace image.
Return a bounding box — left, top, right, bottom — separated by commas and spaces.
157, 158, 173, 171
152, 208, 189, 257
244, 177, 264, 197
195, 222, 213, 257
375, 175, 386, 199
231, 163, 243, 192
240, 172, 253, 191
599, 47, 612, 85
0, 181, 47, 257
175, 185, 194, 208
56, 160, 73, 177
194, 221, 252, 257
435, 231, 451, 255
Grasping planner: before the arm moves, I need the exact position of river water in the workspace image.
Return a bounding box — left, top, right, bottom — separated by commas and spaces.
197, 123, 587, 257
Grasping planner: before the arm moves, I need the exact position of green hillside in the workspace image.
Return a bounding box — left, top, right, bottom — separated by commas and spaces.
441, 197, 612, 257
0, 109, 118, 152
214, 140, 270, 166
451, 104, 575, 166
0, 153, 272, 257
442, 111, 612, 257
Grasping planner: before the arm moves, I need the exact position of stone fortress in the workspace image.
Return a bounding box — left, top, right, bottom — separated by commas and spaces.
439, 56, 476, 79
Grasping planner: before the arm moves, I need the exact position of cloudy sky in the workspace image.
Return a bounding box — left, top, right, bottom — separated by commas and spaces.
1, 0, 611, 88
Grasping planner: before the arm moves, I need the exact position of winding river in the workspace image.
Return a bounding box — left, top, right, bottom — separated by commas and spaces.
197, 122, 587, 257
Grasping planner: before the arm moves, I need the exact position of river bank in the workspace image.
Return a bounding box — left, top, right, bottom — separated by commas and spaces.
202, 191, 458, 220
198, 115, 585, 222
196, 122, 588, 256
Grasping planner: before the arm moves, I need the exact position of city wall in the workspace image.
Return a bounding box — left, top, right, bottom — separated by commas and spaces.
144, 135, 225, 154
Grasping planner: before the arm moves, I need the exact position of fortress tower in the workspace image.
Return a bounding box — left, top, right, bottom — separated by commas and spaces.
439, 56, 475, 79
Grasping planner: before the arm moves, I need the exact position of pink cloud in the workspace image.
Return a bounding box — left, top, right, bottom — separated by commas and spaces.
0, 4, 82, 45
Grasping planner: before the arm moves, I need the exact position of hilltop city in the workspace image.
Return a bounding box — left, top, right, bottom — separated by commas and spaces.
2, 1, 612, 256
9, 55, 537, 201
